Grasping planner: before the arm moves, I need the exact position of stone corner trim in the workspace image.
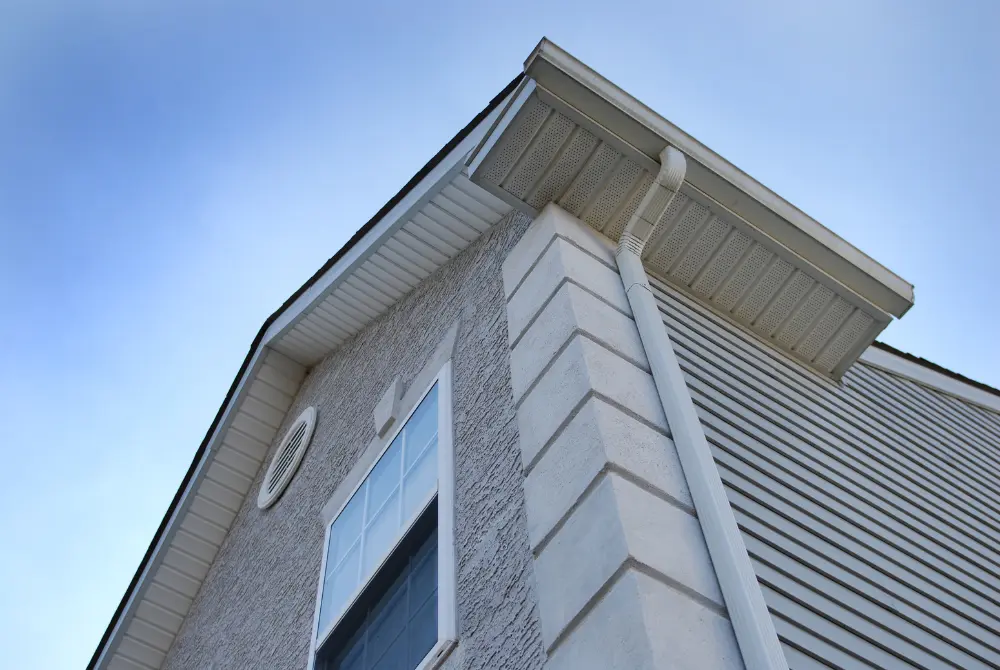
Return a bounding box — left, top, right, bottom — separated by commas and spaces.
502, 204, 744, 670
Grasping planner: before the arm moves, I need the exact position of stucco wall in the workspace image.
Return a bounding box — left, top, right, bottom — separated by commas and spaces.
162, 211, 546, 670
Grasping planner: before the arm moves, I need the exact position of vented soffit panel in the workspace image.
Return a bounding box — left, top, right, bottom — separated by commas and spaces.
467, 42, 913, 379
517, 39, 914, 320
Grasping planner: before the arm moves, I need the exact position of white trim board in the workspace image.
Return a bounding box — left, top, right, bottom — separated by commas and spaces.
859, 346, 1000, 414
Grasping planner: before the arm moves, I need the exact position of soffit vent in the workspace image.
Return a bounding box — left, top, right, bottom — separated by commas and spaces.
257, 406, 317, 509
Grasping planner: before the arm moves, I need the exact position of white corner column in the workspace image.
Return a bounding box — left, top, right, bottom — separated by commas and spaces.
503, 203, 744, 670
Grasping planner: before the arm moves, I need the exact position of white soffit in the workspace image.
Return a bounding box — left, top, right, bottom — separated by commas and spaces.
468, 89, 890, 377
467, 42, 911, 378
521, 38, 914, 319
270, 172, 511, 366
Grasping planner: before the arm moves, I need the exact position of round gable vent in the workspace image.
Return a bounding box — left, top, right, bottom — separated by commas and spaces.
257, 406, 317, 509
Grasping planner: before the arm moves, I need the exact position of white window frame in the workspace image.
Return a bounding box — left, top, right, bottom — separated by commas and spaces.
307, 360, 456, 670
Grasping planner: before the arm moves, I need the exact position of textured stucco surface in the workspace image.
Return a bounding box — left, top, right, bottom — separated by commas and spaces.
162, 211, 546, 670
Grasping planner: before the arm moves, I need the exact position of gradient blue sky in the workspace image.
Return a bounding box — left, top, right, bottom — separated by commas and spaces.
1, 1, 997, 667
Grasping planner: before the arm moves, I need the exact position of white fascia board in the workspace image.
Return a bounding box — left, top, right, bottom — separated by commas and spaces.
523, 39, 914, 319
859, 346, 1000, 414
466, 78, 536, 176
262, 87, 519, 347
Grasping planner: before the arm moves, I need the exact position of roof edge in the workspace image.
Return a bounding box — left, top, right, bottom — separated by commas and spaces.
87, 71, 525, 670
523, 37, 914, 318
860, 341, 1000, 414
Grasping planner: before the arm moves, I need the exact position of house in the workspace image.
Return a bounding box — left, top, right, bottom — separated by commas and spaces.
88, 39, 1000, 670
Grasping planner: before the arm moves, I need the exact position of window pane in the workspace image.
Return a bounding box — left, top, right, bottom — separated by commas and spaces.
329, 494, 364, 567
338, 647, 364, 670
372, 635, 407, 670
402, 440, 436, 523
408, 542, 436, 610
404, 387, 437, 469
363, 489, 400, 574
367, 438, 402, 518
367, 588, 407, 667
407, 595, 437, 667
317, 515, 438, 670
319, 544, 360, 634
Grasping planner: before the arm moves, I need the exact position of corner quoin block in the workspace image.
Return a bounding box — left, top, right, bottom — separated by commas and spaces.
502, 203, 743, 670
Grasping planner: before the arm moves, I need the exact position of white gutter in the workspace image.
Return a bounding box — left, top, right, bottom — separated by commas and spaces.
615, 146, 789, 670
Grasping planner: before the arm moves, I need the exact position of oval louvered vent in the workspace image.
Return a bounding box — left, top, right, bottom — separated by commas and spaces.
257, 406, 317, 509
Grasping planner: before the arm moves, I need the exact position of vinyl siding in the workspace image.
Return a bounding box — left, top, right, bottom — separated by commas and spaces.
650, 275, 1000, 670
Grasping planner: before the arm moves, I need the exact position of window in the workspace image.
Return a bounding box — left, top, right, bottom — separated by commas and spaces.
311, 364, 455, 670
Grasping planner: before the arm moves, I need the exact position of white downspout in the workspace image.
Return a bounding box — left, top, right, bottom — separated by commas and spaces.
615, 146, 789, 670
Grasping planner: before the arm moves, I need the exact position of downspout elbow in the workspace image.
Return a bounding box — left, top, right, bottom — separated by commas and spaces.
618, 145, 687, 259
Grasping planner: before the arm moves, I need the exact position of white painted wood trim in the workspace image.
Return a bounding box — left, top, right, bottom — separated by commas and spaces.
435, 360, 458, 645
307, 509, 334, 670
859, 347, 1000, 414
415, 637, 457, 670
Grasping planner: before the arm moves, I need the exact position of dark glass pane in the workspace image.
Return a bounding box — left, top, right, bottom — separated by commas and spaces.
408, 545, 436, 611
317, 501, 438, 670
338, 645, 365, 670
407, 594, 437, 667
367, 588, 406, 665
371, 635, 407, 670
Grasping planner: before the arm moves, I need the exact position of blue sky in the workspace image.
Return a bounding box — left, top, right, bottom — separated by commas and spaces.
1, 1, 997, 667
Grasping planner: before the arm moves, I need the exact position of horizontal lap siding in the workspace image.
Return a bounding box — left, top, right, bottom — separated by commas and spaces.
650, 277, 1000, 670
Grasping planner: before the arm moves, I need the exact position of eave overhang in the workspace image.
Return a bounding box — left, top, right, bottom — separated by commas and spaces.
467, 39, 914, 379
